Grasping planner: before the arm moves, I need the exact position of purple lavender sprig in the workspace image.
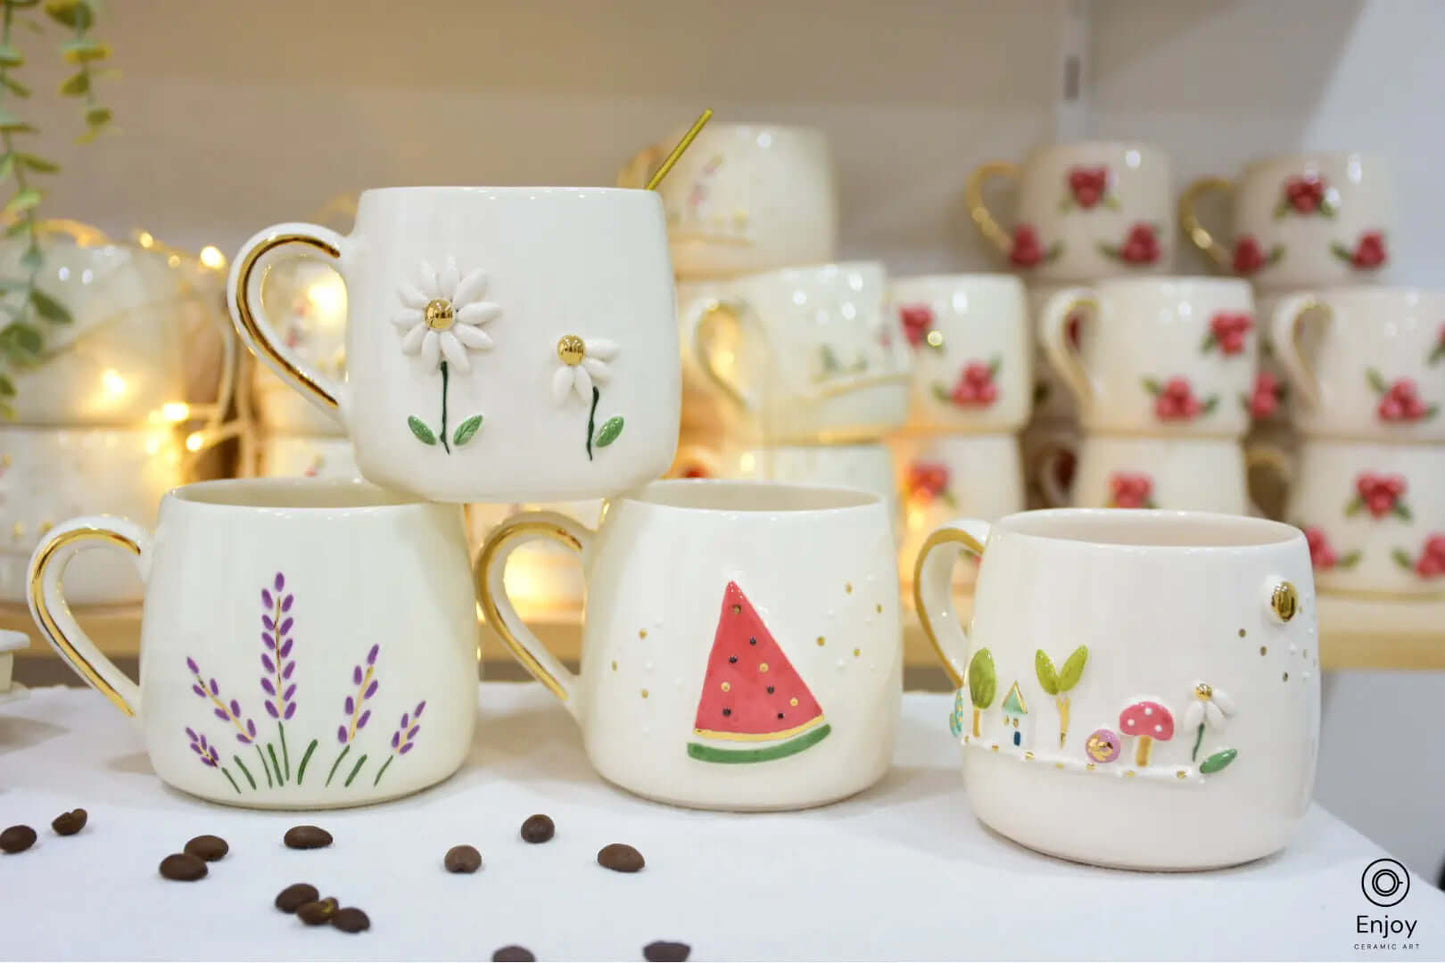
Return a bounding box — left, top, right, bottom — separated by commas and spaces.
185, 656, 273, 788
186, 727, 240, 795
326, 644, 381, 787
373, 700, 426, 787
260, 571, 297, 782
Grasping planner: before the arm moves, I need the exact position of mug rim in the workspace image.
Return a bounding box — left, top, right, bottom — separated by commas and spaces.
1024, 140, 1168, 162
1084, 274, 1252, 296
166, 477, 433, 512
616, 478, 883, 515
725, 260, 885, 286
1240, 150, 1387, 174
358, 185, 654, 199
991, 507, 1304, 551
1277, 284, 1443, 303
889, 273, 1024, 292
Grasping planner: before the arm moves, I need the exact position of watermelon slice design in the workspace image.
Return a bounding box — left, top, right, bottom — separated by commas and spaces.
687, 581, 831, 764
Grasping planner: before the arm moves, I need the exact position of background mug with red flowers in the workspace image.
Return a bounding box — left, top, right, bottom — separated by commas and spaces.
1039, 277, 1257, 437
1180, 152, 1397, 290
1270, 287, 1445, 442
24, 479, 480, 808
888, 274, 1031, 434
1285, 440, 1445, 598
965, 141, 1175, 282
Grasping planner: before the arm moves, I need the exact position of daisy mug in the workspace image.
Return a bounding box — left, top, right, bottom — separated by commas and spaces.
26, 478, 479, 809
914, 508, 1319, 870
227, 186, 682, 503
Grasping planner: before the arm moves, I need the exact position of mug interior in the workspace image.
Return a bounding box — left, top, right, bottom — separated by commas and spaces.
1000, 508, 1300, 548
626, 479, 879, 513
172, 478, 420, 510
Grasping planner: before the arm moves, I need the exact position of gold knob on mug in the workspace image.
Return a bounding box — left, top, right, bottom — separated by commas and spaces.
1269, 581, 1299, 622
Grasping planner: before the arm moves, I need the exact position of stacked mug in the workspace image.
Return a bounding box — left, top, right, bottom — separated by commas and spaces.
1182, 153, 1444, 598
624, 123, 911, 534
967, 141, 1267, 515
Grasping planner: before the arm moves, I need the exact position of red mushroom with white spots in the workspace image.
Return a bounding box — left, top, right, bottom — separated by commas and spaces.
1118, 700, 1174, 767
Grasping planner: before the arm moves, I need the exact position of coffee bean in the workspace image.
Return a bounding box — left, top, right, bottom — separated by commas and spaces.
283, 825, 333, 850
519, 814, 554, 844
274, 882, 319, 913
184, 834, 228, 861
597, 842, 645, 873
331, 907, 370, 933
643, 941, 691, 962
492, 946, 536, 962
50, 809, 87, 836
295, 898, 339, 925
1, 825, 36, 853
158, 852, 207, 881
444, 844, 482, 873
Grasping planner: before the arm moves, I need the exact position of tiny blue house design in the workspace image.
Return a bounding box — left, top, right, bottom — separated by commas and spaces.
1001, 681, 1028, 747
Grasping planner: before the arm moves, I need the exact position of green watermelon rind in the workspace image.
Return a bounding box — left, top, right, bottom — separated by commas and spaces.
686, 724, 831, 765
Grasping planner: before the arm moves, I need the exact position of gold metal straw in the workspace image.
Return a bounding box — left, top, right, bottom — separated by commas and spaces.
644, 108, 713, 191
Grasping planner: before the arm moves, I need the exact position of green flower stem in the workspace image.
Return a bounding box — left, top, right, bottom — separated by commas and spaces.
295, 739, 318, 785
232, 755, 256, 790
372, 754, 395, 787
1192, 722, 1205, 761
586, 385, 600, 461
278, 722, 290, 781
256, 745, 273, 787
344, 753, 368, 788
267, 743, 284, 786
326, 744, 351, 787
438, 360, 451, 454
221, 768, 241, 795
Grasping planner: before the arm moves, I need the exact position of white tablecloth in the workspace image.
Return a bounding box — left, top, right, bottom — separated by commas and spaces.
1, 683, 1439, 961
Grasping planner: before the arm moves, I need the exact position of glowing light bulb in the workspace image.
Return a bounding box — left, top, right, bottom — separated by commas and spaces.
306, 275, 346, 317
198, 246, 226, 270
185, 432, 204, 452
137, 231, 155, 248
101, 369, 128, 399
160, 401, 191, 422
143, 436, 162, 456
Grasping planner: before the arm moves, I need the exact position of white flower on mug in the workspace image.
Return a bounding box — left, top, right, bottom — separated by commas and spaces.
1184, 681, 1234, 761
392, 257, 501, 374
552, 334, 624, 461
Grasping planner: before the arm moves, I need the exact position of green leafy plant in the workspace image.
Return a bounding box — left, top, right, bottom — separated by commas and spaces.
965, 648, 996, 738
0, 0, 114, 415
1035, 645, 1088, 748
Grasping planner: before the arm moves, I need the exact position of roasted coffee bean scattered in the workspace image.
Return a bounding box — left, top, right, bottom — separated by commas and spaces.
519, 814, 554, 844
597, 842, 645, 873
50, 809, 87, 836
444, 844, 482, 873
331, 907, 370, 933
0, 824, 36, 853
158, 852, 207, 881
492, 946, 536, 962
184, 834, 228, 861
643, 941, 691, 962
283, 825, 333, 849
295, 897, 339, 926
274, 882, 320, 912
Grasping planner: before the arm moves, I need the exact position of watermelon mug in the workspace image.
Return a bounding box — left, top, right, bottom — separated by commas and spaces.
477, 479, 903, 810
914, 509, 1319, 870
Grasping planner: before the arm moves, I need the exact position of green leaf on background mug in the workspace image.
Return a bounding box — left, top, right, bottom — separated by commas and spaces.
1200, 748, 1237, 774
594, 416, 624, 449
407, 416, 437, 446
452, 414, 483, 447
29, 288, 72, 323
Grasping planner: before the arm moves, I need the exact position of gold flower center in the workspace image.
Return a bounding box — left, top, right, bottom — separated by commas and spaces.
425, 298, 455, 332
1194, 683, 1213, 701
557, 334, 586, 366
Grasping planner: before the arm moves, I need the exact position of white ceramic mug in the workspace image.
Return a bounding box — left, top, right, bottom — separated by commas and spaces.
228, 187, 681, 503
1285, 440, 1445, 598
1270, 287, 1445, 443
1040, 277, 1257, 438
889, 275, 1032, 433
967, 142, 1174, 282
257, 434, 360, 480
478, 480, 901, 811
620, 123, 837, 279
0, 425, 184, 605
680, 262, 911, 444
27, 479, 479, 808
1181, 152, 1397, 289
914, 508, 1319, 870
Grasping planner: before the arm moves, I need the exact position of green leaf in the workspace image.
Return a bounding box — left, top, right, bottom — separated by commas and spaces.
30, 288, 70, 323
1201, 395, 1220, 414
1392, 548, 1414, 571
0, 373, 14, 397
1344, 496, 1363, 518
1338, 550, 1362, 570
0, 155, 13, 183
63, 40, 110, 64
17, 154, 58, 174
1365, 368, 1387, 393
84, 105, 111, 127
1058, 645, 1089, 691
1, 76, 30, 98
1199, 748, 1237, 774
45, 0, 94, 28
4, 219, 30, 238
2, 321, 42, 358
1034, 650, 1059, 696
406, 416, 437, 446
1396, 504, 1413, 522
0, 45, 23, 67
988, 355, 1001, 378
931, 383, 951, 403
19, 245, 42, 270
452, 414, 483, 447
3, 188, 42, 217
59, 71, 89, 97
967, 648, 996, 710
1141, 377, 1161, 396
593, 415, 624, 448
1330, 241, 1354, 264
0, 110, 35, 134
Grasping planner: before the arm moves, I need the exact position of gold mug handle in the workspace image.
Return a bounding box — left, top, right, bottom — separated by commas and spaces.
475, 511, 594, 716
226, 223, 348, 417
1178, 176, 1236, 271
684, 295, 762, 412
964, 161, 1022, 258
1269, 293, 1328, 410
617, 144, 667, 189
27, 516, 152, 717
912, 518, 992, 689
1037, 287, 1097, 413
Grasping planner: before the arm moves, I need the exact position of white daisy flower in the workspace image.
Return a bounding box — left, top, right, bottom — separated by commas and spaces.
551, 334, 618, 404
1183, 682, 1235, 733
392, 257, 501, 374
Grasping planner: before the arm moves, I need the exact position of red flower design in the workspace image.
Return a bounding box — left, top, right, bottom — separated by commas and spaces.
1010, 225, 1045, 268
1333, 231, 1388, 270
907, 461, 950, 503
1067, 165, 1109, 209
1147, 376, 1214, 421
1248, 371, 1283, 419
1420, 535, 1445, 578
1305, 526, 1340, 571
1284, 174, 1327, 214
898, 304, 934, 349
1232, 235, 1282, 276
1376, 377, 1434, 422
1103, 222, 1161, 265
1354, 472, 1408, 519
1108, 472, 1154, 509
1207, 312, 1254, 356
948, 360, 1000, 407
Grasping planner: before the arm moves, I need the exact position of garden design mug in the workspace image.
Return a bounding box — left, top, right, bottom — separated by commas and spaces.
1286, 440, 1445, 598
1040, 277, 1257, 438
27, 479, 479, 808
889, 275, 1032, 433
478, 480, 902, 810
619, 123, 837, 279
1180, 152, 1397, 289
914, 509, 1319, 870
228, 187, 682, 503
966, 141, 1174, 282
679, 262, 912, 444
1270, 287, 1445, 442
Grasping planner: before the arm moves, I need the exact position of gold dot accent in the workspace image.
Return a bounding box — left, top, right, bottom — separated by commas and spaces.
721, 682, 731, 692
1270, 581, 1299, 622
963, 735, 971, 743
37, 520, 52, 536
1, 454, 10, 468
875, 603, 883, 614
1238, 628, 1247, 638
789, 697, 798, 707
1124, 770, 1137, 778
1055, 762, 1065, 769
816, 636, 825, 646
731, 604, 742, 615
640, 688, 649, 698
1176, 770, 1188, 779
853, 648, 861, 657
759, 662, 769, 673
1024, 751, 1035, 760
424, 298, 455, 331
638, 629, 647, 639
611, 660, 617, 671
845, 582, 853, 594
925, 330, 944, 349
990, 744, 999, 752
1086, 763, 1096, 771
1260, 645, 1268, 656
11, 521, 24, 539
557, 334, 586, 366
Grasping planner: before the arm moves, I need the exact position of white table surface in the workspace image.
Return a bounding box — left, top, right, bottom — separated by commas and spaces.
1, 683, 1441, 962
